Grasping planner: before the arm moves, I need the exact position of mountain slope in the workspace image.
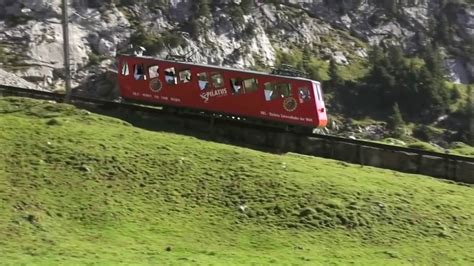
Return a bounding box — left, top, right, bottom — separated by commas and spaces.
1, 97, 473, 264
0, 0, 472, 85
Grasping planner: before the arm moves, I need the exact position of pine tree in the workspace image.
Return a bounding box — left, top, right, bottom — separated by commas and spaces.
384, 0, 398, 15
302, 46, 312, 73
240, 0, 254, 13
424, 47, 445, 79
195, 0, 210, 18
387, 46, 404, 72
456, 86, 474, 145
421, 47, 449, 117
388, 103, 405, 137
328, 59, 344, 89
366, 46, 397, 108
368, 45, 384, 66
436, 11, 452, 45
468, 86, 473, 145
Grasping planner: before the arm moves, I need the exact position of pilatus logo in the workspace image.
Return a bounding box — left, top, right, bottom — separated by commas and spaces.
200, 88, 228, 103
149, 78, 162, 92
283, 97, 297, 112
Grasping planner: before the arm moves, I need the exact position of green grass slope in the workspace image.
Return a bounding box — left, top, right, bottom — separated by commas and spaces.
1, 97, 473, 265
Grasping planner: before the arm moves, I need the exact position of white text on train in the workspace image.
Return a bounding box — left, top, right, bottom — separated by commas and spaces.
200, 88, 228, 103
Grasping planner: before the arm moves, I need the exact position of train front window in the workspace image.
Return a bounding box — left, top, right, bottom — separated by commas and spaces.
121, 61, 129, 76
264, 83, 291, 101
211, 73, 224, 88
164, 67, 177, 85
243, 78, 258, 93
298, 87, 311, 102
148, 65, 159, 79
315, 83, 322, 101
275, 83, 291, 98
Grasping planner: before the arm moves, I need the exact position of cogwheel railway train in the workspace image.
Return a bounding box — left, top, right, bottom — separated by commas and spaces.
117, 54, 327, 128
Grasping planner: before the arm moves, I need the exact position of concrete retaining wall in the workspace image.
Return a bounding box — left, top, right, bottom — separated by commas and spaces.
292, 136, 473, 184
456, 161, 474, 183
282, 134, 471, 183
83, 103, 474, 185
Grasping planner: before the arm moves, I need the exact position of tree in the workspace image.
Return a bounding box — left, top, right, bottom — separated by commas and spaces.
365, 46, 396, 108
467, 86, 473, 145
197, 0, 211, 18
418, 47, 450, 118
240, 0, 254, 13
384, 0, 398, 15
388, 103, 405, 137
423, 46, 445, 79
130, 26, 164, 54
460, 86, 473, 144
417, 66, 449, 118
302, 46, 312, 73
328, 58, 344, 89
435, 13, 452, 45
387, 46, 404, 73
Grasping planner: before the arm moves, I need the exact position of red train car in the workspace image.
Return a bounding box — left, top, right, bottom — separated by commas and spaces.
117, 54, 327, 128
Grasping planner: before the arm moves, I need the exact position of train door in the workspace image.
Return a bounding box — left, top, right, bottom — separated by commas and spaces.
118, 57, 134, 98
130, 61, 151, 98
312, 81, 328, 127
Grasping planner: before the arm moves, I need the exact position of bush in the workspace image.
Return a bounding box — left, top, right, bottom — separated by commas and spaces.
388, 103, 405, 137
412, 125, 444, 142
130, 26, 160, 54
161, 32, 186, 48
88, 52, 102, 66
407, 142, 443, 152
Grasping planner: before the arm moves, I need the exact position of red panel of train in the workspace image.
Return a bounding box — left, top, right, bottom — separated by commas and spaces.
117, 54, 327, 128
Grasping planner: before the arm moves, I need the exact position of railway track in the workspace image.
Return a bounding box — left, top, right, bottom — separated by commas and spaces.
1, 84, 473, 184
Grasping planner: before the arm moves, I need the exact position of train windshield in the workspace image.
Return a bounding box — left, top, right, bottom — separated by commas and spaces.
312, 81, 327, 127
315, 83, 323, 101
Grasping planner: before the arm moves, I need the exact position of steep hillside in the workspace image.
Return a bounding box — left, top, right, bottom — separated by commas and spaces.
1, 97, 473, 264
0, 0, 472, 146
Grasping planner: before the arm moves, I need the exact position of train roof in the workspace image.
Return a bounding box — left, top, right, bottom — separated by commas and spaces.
117, 54, 318, 83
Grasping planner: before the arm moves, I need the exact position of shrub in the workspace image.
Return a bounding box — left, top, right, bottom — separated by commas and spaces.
88, 52, 101, 66
407, 142, 443, 152
412, 125, 444, 142
388, 103, 405, 137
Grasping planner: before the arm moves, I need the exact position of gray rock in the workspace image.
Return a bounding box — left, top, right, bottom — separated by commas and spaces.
98, 38, 116, 57
445, 58, 470, 84
0, 68, 45, 90
332, 51, 348, 65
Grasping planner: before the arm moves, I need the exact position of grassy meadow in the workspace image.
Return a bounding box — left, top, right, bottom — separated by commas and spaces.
0, 97, 473, 265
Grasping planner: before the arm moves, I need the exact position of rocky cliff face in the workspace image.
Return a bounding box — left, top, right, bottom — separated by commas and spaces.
0, 0, 472, 89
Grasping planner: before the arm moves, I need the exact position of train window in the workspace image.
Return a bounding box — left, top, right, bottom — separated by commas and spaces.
230, 78, 242, 94
243, 78, 258, 93
179, 69, 192, 83
197, 72, 209, 90
298, 87, 311, 102
148, 65, 159, 79
133, 64, 146, 80
164, 67, 177, 85
264, 82, 291, 101
275, 83, 291, 98
121, 61, 129, 76
264, 83, 273, 101
315, 83, 322, 101
211, 73, 224, 88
